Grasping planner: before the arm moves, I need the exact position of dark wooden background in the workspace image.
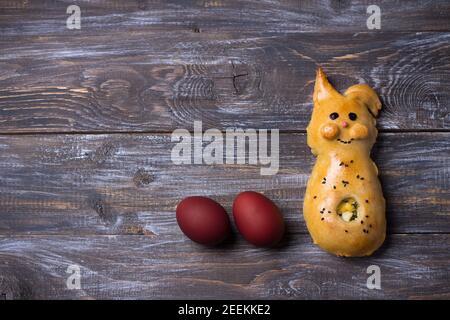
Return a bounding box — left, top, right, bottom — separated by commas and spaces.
0, 0, 449, 299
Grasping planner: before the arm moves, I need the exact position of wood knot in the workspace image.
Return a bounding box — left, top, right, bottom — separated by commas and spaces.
133, 168, 154, 187
87, 142, 117, 165
175, 75, 216, 100
82, 67, 147, 115
122, 225, 155, 236
89, 196, 117, 225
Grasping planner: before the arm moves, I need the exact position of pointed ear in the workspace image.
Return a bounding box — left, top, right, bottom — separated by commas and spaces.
313, 68, 342, 105
344, 84, 382, 117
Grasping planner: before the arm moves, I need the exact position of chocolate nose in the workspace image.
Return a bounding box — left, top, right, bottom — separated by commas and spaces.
342, 121, 348, 128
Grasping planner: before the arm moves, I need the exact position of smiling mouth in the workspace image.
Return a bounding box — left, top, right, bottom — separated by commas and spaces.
337, 138, 354, 144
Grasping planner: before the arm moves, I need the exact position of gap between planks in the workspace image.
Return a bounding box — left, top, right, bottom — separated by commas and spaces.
0, 129, 449, 136
1, 232, 448, 237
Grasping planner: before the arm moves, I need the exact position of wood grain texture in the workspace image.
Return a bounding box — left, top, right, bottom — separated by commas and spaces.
1, 0, 450, 35
1, 1, 448, 131
1, 234, 449, 299
0, 132, 448, 236
0, 7, 449, 132
1, 0, 449, 300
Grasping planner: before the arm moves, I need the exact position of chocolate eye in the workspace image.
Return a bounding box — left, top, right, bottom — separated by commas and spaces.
329, 112, 339, 120
349, 112, 357, 121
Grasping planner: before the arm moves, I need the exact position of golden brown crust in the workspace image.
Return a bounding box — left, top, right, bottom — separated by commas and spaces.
303, 68, 386, 257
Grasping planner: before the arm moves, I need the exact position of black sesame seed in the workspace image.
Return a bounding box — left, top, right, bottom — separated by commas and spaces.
321, 217, 324, 221
365, 199, 369, 203
322, 181, 326, 184
345, 230, 348, 233
328, 210, 331, 213
333, 185, 336, 189
361, 177, 364, 180
339, 162, 343, 166
350, 160, 354, 163
366, 215, 369, 218
361, 221, 364, 224
345, 164, 349, 167
357, 175, 360, 178
369, 224, 373, 228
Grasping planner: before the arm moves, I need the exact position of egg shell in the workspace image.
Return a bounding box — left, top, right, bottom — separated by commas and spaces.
176, 196, 231, 246
233, 191, 285, 247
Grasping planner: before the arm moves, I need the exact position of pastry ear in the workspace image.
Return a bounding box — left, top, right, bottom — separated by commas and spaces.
313, 68, 342, 106
344, 84, 382, 117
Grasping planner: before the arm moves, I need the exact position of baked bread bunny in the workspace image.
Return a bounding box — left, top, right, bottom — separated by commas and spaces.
303, 68, 386, 257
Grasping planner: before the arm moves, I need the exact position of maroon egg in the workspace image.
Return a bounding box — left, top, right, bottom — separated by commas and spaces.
176, 196, 231, 246
233, 191, 285, 247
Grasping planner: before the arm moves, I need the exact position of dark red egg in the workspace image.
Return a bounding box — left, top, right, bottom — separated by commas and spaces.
176, 196, 231, 246
233, 191, 285, 247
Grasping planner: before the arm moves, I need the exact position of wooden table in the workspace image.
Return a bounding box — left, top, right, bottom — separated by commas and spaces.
0, 0, 449, 299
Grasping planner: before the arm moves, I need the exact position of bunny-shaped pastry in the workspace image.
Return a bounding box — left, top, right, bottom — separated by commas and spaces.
303, 68, 386, 257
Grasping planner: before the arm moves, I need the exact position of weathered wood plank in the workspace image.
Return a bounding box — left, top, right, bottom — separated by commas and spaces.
0, 0, 448, 301
0, 132, 448, 235
1, 0, 450, 36
0, 234, 449, 299
0, 31, 449, 132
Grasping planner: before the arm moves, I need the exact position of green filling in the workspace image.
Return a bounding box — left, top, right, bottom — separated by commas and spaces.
337, 198, 359, 222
